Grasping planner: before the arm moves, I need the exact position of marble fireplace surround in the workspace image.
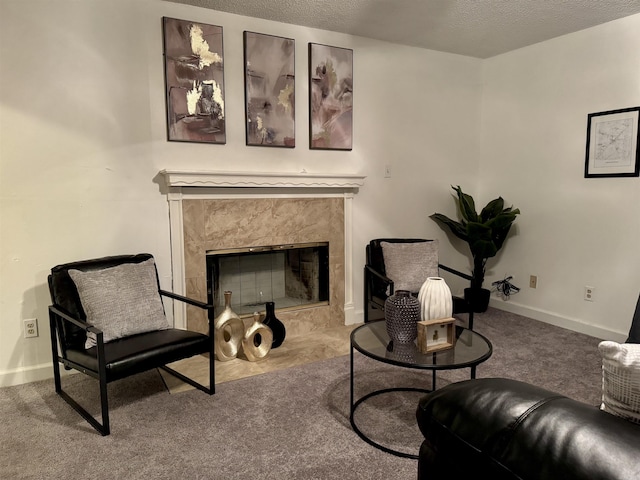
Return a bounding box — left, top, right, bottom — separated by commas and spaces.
160, 170, 365, 337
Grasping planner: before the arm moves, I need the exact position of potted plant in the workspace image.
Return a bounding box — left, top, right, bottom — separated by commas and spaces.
430, 185, 520, 312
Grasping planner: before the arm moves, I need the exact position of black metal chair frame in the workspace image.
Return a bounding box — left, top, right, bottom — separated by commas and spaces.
364, 238, 475, 329
48, 254, 214, 436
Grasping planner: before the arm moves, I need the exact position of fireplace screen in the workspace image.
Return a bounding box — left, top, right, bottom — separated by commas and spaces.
206, 242, 329, 316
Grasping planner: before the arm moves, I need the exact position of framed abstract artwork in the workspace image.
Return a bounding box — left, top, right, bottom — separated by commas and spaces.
243, 31, 295, 147
162, 17, 226, 144
309, 43, 353, 150
585, 106, 640, 178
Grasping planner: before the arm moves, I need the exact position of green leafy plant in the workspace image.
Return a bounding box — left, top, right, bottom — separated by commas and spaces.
430, 185, 520, 290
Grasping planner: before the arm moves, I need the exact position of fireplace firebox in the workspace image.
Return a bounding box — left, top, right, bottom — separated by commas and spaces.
206, 242, 330, 317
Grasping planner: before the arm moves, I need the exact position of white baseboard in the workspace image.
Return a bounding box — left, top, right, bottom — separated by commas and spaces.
3, 302, 625, 388
354, 301, 628, 342
0, 362, 56, 388
344, 303, 359, 325
489, 299, 628, 343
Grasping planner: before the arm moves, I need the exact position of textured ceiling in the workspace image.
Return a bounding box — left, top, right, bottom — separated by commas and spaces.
164, 0, 640, 58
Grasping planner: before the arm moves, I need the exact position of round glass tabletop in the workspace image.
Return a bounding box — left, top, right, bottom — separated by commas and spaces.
351, 320, 492, 371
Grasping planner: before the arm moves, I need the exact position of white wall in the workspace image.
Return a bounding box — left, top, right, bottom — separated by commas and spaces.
0, 0, 482, 386
7, 1, 635, 388
479, 14, 640, 340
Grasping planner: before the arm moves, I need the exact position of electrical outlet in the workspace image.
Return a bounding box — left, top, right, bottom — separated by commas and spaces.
384, 165, 391, 178
529, 275, 537, 289
584, 286, 595, 302
24, 318, 38, 338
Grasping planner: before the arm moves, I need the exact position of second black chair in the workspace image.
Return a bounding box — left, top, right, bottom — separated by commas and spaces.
364, 238, 474, 329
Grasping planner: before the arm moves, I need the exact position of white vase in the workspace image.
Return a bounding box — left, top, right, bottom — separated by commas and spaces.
418, 277, 453, 321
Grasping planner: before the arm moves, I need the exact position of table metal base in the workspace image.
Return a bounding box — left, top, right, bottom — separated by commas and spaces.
350, 386, 430, 459
349, 321, 490, 459
350, 343, 437, 459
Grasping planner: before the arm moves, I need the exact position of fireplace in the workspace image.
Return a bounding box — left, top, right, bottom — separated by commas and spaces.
159, 170, 365, 337
206, 242, 330, 316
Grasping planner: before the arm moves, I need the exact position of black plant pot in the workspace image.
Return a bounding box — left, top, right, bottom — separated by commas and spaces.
464, 287, 491, 313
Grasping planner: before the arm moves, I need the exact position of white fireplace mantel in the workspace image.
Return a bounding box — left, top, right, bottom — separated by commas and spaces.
159, 170, 365, 329
160, 169, 366, 189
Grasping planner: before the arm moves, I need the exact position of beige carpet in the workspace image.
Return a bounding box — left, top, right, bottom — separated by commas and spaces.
160, 324, 358, 393
1, 307, 605, 480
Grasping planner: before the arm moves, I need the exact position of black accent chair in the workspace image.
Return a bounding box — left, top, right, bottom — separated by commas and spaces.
364, 238, 474, 329
48, 253, 214, 436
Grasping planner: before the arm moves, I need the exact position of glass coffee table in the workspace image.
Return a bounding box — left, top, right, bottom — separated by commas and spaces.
350, 320, 493, 459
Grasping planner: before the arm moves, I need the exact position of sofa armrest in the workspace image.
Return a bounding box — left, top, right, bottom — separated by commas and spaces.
160, 289, 212, 310
49, 304, 107, 373
365, 264, 393, 284
437, 263, 473, 282
417, 378, 640, 480
365, 264, 395, 295
49, 305, 95, 332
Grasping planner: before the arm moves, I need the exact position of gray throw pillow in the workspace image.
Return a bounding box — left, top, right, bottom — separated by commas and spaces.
68, 258, 169, 349
381, 241, 439, 293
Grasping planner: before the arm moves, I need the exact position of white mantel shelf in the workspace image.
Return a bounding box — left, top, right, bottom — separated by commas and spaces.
160, 169, 366, 189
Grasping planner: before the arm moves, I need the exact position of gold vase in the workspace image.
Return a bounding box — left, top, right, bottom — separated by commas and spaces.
213, 291, 244, 362
242, 312, 273, 362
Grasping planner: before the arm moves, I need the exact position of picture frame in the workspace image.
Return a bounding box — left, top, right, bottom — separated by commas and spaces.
308, 43, 353, 150
243, 31, 295, 147
417, 318, 456, 353
162, 17, 226, 144
584, 106, 640, 178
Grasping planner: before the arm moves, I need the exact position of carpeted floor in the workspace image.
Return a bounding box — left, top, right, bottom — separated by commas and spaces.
0, 308, 604, 480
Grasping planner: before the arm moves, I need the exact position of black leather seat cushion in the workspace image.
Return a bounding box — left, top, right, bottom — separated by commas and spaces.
417, 378, 640, 480
65, 329, 210, 382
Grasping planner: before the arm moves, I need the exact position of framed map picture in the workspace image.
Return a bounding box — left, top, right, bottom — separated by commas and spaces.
162, 17, 226, 144
309, 43, 353, 150
585, 106, 640, 178
243, 31, 295, 147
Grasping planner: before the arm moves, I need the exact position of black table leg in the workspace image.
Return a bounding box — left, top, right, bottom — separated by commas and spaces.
350, 345, 429, 459
350, 343, 354, 416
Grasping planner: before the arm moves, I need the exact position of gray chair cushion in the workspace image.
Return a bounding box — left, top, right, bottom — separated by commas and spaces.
381, 240, 439, 292
68, 258, 169, 348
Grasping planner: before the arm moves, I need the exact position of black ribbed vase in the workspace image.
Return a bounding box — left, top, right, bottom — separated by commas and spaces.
263, 301, 286, 348
384, 290, 420, 344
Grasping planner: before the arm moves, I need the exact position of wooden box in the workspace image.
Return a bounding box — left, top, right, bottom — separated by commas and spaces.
417, 317, 456, 353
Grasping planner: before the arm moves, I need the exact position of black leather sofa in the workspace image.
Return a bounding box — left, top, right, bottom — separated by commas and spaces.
416, 377, 640, 480
416, 297, 640, 479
